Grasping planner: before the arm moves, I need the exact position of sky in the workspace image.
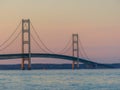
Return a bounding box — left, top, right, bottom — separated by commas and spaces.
0, 0, 120, 64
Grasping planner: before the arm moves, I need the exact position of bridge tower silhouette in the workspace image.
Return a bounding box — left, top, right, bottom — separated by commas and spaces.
72, 34, 79, 69
21, 19, 31, 70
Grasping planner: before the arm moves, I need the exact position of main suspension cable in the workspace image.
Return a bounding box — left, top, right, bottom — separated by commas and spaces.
0, 21, 21, 47
31, 23, 55, 53
31, 34, 48, 53
0, 31, 21, 51
60, 44, 72, 55
79, 38, 90, 60
57, 37, 71, 54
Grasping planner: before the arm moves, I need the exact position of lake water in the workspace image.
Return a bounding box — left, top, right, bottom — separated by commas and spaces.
0, 69, 120, 90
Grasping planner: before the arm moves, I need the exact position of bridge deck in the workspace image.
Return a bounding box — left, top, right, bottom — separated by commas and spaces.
0, 53, 113, 68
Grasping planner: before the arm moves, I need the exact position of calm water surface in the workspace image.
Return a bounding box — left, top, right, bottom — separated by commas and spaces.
0, 69, 120, 90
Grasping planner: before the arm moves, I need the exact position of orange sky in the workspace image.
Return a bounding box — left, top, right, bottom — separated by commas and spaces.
0, 0, 120, 64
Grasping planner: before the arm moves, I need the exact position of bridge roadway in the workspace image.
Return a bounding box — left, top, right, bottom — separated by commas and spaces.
0, 53, 113, 68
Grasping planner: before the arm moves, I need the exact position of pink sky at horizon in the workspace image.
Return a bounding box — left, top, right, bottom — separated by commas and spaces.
0, 0, 120, 64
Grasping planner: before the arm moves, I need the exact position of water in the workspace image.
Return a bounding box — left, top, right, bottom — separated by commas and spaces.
0, 69, 120, 90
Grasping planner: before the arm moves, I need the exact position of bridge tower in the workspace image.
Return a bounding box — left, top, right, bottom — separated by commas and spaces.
72, 34, 79, 69
21, 19, 31, 70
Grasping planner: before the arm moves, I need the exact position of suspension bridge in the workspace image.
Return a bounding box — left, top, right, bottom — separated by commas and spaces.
0, 19, 113, 70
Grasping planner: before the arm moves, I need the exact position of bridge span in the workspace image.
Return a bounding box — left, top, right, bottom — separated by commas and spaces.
0, 19, 114, 69
0, 53, 113, 69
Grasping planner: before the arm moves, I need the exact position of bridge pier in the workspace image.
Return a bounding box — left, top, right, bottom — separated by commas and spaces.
72, 61, 80, 69
21, 58, 31, 70
28, 59, 31, 70
72, 61, 75, 69
21, 59, 25, 70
